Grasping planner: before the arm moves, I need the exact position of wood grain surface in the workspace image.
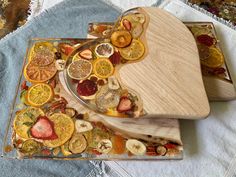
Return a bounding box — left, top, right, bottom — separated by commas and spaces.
203, 76, 236, 101
118, 7, 210, 119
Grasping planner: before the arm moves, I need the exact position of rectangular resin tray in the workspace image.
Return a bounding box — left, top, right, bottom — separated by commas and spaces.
186, 0, 236, 30
2, 38, 183, 160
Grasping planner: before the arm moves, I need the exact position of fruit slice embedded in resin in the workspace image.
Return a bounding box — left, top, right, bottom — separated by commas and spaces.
93, 58, 114, 79
111, 30, 132, 48
69, 133, 87, 154
67, 59, 92, 80
95, 43, 114, 58
13, 107, 44, 139
126, 139, 146, 155
77, 79, 98, 96
119, 39, 145, 61
27, 83, 53, 107
24, 61, 57, 83
43, 113, 74, 148
201, 47, 224, 68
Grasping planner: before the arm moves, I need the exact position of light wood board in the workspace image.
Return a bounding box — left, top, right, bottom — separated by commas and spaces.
203, 76, 236, 101
118, 7, 210, 119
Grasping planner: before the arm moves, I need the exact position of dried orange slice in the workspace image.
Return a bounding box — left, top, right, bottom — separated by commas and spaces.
43, 113, 74, 148
27, 83, 53, 107
24, 61, 57, 83
201, 47, 224, 68
111, 30, 132, 48
13, 107, 44, 139
67, 59, 92, 80
93, 58, 114, 79
119, 39, 145, 61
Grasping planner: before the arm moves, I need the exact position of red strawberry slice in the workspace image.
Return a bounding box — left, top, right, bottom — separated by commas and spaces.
30, 116, 58, 140
117, 97, 133, 113
109, 51, 121, 65
79, 49, 93, 60
59, 43, 74, 56
122, 19, 132, 31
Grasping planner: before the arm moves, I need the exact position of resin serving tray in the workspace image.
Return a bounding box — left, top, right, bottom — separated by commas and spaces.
64, 7, 210, 119
187, 0, 236, 30
2, 38, 183, 160
185, 22, 236, 101
89, 21, 236, 101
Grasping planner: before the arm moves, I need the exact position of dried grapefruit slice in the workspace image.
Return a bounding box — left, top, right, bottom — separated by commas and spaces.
31, 49, 55, 66
67, 59, 92, 80
24, 61, 57, 83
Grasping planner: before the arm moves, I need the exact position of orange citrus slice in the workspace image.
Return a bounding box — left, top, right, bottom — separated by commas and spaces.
201, 47, 224, 68
24, 61, 57, 83
119, 39, 145, 61
67, 59, 92, 80
43, 113, 74, 148
27, 83, 53, 107
13, 107, 44, 139
93, 58, 114, 79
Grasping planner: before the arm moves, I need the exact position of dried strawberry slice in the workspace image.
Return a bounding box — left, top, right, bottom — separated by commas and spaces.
30, 116, 58, 140
117, 96, 133, 113
77, 79, 98, 96
109, 51, 121, 65
122, 19, 132, 31
197, 34, 215, 47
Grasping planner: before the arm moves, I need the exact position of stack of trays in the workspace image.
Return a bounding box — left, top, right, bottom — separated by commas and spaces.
2, 7, 235, 160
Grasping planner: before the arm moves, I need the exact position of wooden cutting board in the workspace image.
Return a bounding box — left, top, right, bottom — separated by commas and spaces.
118, 7, 210, 119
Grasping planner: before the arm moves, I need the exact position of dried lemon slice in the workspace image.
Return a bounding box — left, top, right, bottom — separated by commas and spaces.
43, 113, 74, 148
13, 107, 44, 139
201, 47, 224, 68
93, 58, 114, 79
67, 59, 92, 80
27, 83, 53, 107
119, 39, 145, 61
24, 61, 57, 83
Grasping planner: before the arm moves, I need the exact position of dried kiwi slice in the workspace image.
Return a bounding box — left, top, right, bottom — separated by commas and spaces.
20, 139, 42, 156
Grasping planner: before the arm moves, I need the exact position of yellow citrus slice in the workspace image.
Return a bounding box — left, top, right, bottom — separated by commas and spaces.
201, 47, 224, 68
13, 107, 44, 139
24, 61, 57, 83
67, 59, 92, 80
43, 113, 74, 148
27, 83, 53, 107
93, 58, 114, 79
119, 39, 145, 61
